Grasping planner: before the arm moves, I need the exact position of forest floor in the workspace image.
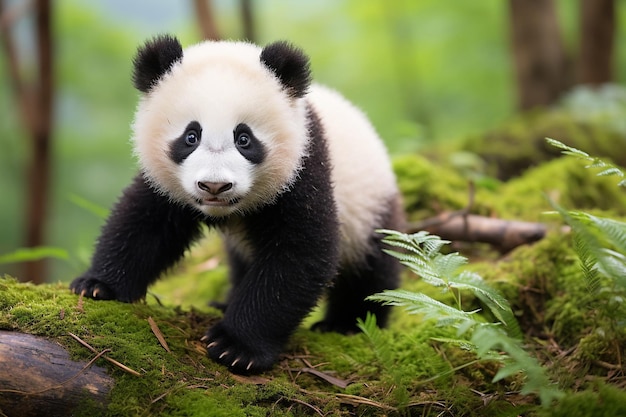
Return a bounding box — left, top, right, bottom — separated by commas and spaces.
2, 109, 626, 416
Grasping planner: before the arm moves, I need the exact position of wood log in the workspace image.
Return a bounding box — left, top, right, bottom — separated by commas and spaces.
0, 330, 114, 417
409, 213, 548, 253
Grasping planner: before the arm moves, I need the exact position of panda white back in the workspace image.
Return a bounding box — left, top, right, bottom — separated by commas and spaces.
307, 85, 399, 264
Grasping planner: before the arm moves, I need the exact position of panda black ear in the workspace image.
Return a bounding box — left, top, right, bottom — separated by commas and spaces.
260, 41, 311, 99
132, 34, 183, 93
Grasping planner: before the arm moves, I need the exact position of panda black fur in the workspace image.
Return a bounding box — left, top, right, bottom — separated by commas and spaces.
70, 35, 404, 374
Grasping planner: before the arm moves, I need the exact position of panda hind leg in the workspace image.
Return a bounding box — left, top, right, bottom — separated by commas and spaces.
312, 197, 404, 334
312, 243, 401, 334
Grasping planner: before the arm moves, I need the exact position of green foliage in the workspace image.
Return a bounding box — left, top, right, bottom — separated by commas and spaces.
471, 326, 563, 406
0, 247, 69, 265
370, 230, 563, 406
378, 230, 521, 336
547, 139, 626, 335
357, 313, 410, 409
461, 99, 626, 182
539, 382, 626, 417
546, 137, 626, 187
68, 194, 110, 219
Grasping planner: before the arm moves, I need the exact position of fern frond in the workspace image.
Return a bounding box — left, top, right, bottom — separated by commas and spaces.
452, 272, 523, 339
546, 137, 626, 186
381, 230, 464, 287
572, 232, 602, 293
368, 290, 478, 326
472, 326, 564, 406
550, 202, 622, 291
451, 271, 509, 311
357, 313, 410, 407
432, 252, 468, 281
546, 137, 590, 159
597, 249, 626, 289
597, 167, 624, 178
430, 337, 475, 351
586, 160, 609, 169
560, 208, 626, 291
374, 229, 558, 406
585, 214, 626, 255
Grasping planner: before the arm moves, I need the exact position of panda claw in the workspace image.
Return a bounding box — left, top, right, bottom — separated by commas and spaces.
231, 357, 240, 367
200, 335, 209, 342
92, 288, 100, 298
219, 351, 229, 359
246, 361, 254, 371
207, 341, 218, 349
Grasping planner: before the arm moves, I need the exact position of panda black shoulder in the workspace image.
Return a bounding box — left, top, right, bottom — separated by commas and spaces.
241, 104, 337, 241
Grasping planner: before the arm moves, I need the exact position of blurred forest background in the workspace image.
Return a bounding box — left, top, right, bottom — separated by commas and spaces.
1, 0, 625, 283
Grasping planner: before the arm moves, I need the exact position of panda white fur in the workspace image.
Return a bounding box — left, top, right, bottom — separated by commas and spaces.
70, 35, 404, 374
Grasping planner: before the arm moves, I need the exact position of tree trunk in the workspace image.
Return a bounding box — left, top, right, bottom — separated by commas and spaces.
240, 0, 255, 42
193, 0, 220, 41
508, 0, 571, 110
578, 0, 615, 85
0, 0, 54, 283
23, 0, 54, 284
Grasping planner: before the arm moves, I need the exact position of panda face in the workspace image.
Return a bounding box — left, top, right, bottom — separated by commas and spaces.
168, 120, 266, 217
131, 41, 310, 217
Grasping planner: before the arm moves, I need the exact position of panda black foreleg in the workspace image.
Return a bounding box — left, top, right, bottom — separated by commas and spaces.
70, 173, 205, 302
204, 169, 340, 373
204, 218, 340, 373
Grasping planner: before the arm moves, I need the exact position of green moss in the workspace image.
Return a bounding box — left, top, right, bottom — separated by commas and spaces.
5, 136, 626, 414
539, 382, 626, 417
471, 227, 626, 393
461, 109, 626, 181
393, 154, 469, 221
494, 157, 626, 221
2, 275, 517, 416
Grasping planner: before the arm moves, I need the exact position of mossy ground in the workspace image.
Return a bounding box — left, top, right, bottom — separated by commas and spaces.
3, 111, 626, 416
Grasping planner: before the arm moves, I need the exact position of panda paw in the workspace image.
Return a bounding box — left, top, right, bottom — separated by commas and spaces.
202, 322, 278, 374
69, 276, 117, 300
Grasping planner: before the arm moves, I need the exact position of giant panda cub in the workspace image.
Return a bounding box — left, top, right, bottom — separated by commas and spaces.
70, 34, 404, 374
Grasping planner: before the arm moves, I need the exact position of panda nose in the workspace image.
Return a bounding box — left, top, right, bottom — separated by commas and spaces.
197, 181, 233, 195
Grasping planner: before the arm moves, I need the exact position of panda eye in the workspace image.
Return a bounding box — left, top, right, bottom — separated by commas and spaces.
185, 130, 199, 146
235, 132, 251, 148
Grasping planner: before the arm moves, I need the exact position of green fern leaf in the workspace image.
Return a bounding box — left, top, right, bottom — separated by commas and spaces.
448, 272, 522, 338
545, 137, 590, 158
546, 138, 625, 186
597, 167, 624, 178
586, 214, 626, 255
451, 271, 508, 310
573, 232, 602, 293
368, 290, 478, 325
472, 326, 564, 406
432, 252, 467, 281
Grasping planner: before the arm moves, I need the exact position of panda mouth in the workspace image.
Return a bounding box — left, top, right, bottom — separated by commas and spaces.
197, 197, 240, 207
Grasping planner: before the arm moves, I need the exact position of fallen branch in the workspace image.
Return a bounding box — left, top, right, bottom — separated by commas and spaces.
408, 213, 547, 253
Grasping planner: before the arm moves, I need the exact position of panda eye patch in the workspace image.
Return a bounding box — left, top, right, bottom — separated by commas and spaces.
233, 123, 265, 164
169, 121, 203, 165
